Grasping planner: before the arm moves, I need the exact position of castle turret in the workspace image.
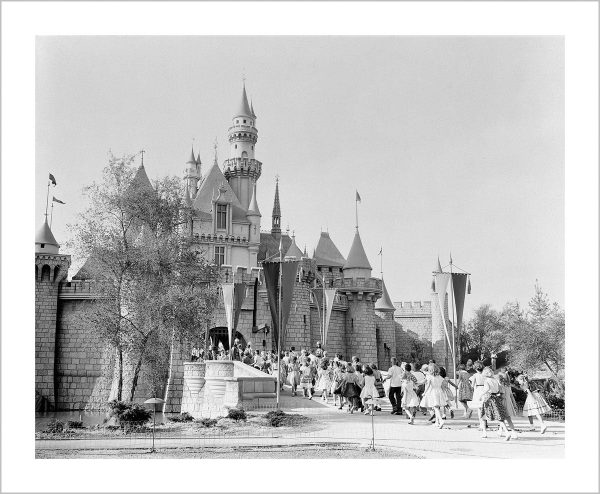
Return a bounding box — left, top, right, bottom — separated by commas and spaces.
271, 178, 281, 239
223, 83, 262, 209
285, 233, 303, 259
375, 278, 397, 368
184, 147, 201, 199
35, 218, 71, 409
246, 180, 261, 266
339, 229, 381, 364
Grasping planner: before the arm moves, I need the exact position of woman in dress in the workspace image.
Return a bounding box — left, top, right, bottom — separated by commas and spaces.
360, 366, 380, 415
456, 363, 473, 418
469, 361, 487, 432
287, 355, 300, 396
316, 359, 333, 402
419, 363, 447, 428
439, 367, 457, 419
517, 374, 550, 434
401, 363, 420, 424
480, 367, 516, 440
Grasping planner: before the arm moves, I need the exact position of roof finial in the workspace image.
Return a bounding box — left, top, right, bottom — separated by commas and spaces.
213, 137, 218, 165
140, 149, 146, 167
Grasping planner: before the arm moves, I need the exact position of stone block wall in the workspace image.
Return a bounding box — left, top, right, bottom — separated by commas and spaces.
345, 297, 378, 364
375, 311, 396, 369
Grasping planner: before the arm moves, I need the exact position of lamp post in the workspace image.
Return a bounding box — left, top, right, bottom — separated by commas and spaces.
144, 397, 165, 453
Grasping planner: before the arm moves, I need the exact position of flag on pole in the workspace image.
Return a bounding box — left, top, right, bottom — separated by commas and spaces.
221, 282, 235, 352
52, 196, 65, 204
355, 190, 361, 203
48, 173, 57, 186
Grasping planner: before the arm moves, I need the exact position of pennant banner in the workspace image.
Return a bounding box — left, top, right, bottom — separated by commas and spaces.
323, 289, 336, 346
221, 283, 235, 351
280, 261, 300, 351
434, 272, 453, 355
262, 261, 280, 343
262, 260, 299, 352
233, 283, 248, 331
451, 273, 468, 336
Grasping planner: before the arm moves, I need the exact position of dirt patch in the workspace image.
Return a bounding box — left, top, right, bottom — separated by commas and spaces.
35, 443, 422, 459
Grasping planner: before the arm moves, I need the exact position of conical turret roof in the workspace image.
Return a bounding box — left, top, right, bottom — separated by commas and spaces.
375, 279, 395, 312
236, 85, 252, 117
285, 236, 304, 259
187, 147, 196, 164
314, 232, 346, 267
196, 150, 202, 165
250, 100, 256, 118
343, 230, 372, 270
35, 218, 59, 247
247, 181, 261, 216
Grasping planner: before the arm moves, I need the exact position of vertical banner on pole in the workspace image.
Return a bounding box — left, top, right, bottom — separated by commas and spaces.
263, 262, 281, 344
233, 283, 248, 331
451, 273, 468, 338
434, 272, 453, 352
221, 283, 235, 353
323, 289, 336, 346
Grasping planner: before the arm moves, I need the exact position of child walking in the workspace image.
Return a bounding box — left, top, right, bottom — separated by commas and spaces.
517, 374, 550, 434
439, 366, 457, 419
456, 363, 474, 418
401, 363, 420, 424
299, 358, 314, 399
316, 359, 333, 402
481, 367, 517, 440
419, 364, 447, 428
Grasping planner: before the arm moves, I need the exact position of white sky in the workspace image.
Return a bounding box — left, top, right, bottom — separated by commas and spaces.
35, 35, 564, 315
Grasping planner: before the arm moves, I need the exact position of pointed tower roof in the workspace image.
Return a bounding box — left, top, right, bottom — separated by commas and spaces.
247, 181, 261, 216
314, 232, 346, 267
375, 279, 395, 312
272, 179, 281, 216
285, 235, 304, 259
344, 230, 372, 270
236, 84, 252, 118
187, 147, 196, 164
271, 178, 281, 237
250, 100, 256, 118
196, 150, 202, 165
127, 164, 153, 196
194, 162, 248, 222
36, 218, 59, 248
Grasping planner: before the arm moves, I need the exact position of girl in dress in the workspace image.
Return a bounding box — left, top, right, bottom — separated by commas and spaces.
316, 359, 333, 402
469, 361, 487, 432
299, 358, 314, 399
480, 367, 516, 440
371, 363, 385, 411
341, 363, 362, 413
419, 364, 447, 428
331, 361, 346, 409
360, 366, 380, 415
401, 363, 420, 424
497, 368, 518, 418
456, 363, 474, 418
287, 355, 300, 396
516, 374, 550, 434
439, 367, 457, 419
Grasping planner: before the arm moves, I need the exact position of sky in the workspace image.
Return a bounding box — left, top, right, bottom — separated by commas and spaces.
35, 36, 564, 316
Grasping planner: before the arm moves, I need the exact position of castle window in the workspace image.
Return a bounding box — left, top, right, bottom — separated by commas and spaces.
235, 144, 237, 149
214, 246, 225, 267
216, 204, 227, 230
40, 243, 45, 248
243, 119, 246, 123
236, 120, 239, 124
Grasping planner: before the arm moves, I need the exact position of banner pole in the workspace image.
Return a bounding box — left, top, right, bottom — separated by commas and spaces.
450, 259, 458, 409
276, 253, 282, 410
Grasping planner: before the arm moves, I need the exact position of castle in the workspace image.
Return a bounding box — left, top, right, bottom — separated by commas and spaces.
35, 85, 452, 412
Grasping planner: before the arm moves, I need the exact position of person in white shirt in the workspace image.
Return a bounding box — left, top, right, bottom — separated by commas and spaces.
383, 357, 404, 415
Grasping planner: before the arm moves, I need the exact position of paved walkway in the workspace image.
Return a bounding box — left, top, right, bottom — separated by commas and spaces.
36, 390, 564, 459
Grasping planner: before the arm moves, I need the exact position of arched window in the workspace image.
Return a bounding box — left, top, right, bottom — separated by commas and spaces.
41, 265, 51, 282
241, 151, 248, 159
53, 266, 61, 282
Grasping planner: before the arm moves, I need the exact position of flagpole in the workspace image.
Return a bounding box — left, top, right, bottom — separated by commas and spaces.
45, 180, 51, 219
276, 244, 283, 410
50, 202, 54, 228
449, 255, 457, 384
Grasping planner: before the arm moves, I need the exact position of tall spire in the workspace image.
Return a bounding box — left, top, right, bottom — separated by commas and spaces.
250, 100, 256, 119
271, 176, 281, 238
236, 82, 252, 118
187, 146, 196, 165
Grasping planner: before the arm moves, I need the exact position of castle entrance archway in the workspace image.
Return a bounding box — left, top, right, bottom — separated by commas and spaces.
208, 327, 246, 351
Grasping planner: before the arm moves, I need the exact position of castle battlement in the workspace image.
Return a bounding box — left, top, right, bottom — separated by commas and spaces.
393, 300, 432, 317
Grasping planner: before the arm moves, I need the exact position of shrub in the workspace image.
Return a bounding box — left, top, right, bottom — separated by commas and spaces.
198, 418, 217, 428
44, 419, 65, 434
170, 412, 194, 423
120, 404, 152, 424
226, 407, 247, 421
66, 420, 84, 429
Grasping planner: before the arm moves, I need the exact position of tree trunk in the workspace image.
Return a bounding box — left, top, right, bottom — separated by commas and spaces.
129, 346, 147, 402
117, 346, 123, 401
